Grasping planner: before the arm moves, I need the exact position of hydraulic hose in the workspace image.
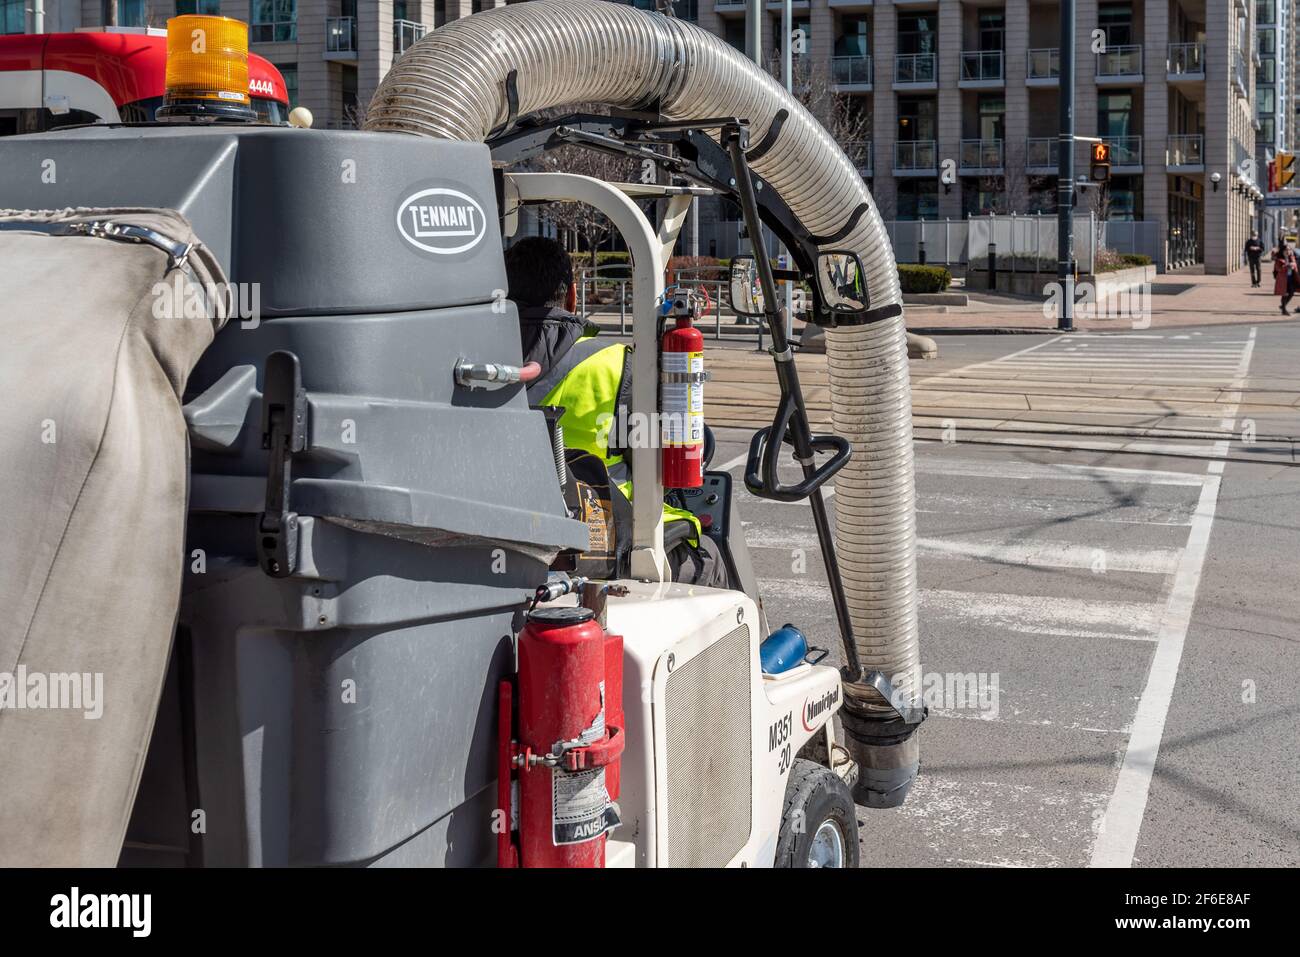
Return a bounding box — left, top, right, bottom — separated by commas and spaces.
365, 0, 921, 807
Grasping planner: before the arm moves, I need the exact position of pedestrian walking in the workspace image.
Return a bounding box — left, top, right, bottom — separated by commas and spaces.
1244, 231, 1264, 287
1273, 239, 1298, 314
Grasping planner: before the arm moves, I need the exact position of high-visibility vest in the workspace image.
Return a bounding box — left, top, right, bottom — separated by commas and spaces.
531, 337, 702, 546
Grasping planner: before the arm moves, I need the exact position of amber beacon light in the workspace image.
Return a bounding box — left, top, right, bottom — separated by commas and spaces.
157, 15, 256, 121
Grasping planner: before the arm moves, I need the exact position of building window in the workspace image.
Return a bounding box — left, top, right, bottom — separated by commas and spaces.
250, 0, 297, 44
435, 0, 446, 28
1256, 0, 1276, 26
724, 18, 745, 53
1098, 2, 1134, 47
897, 13, 937, 56
978, 11, 1005, 52
1258, 29, 1276, 55
1105, 175, 1142, 221
1098, 91, 1134, 138
835, 16, 870, 58
1257, 87, 1275, 115
275, 63, 298, 107
977, 93, 1004, 140
177, 0, 223, 13
1257, 57, 1276, 84
897, 180, 938, 221
897, 95, 936, 141
105, 0, 149, 26
1259, 117, 1276, 144
2, 0, 25, 35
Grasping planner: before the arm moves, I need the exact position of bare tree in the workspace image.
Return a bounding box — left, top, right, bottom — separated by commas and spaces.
776, 54, 873, 175
510, 105, 641, 270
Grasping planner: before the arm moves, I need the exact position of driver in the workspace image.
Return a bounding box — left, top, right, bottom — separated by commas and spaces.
506, 236, 728, 587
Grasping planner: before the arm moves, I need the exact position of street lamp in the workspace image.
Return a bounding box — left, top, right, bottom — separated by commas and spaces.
1211, 171, 1222, 192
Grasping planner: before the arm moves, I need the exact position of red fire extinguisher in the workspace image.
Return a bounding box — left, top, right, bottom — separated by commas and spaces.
661, 295, 705, 489
497, 606, 623, 868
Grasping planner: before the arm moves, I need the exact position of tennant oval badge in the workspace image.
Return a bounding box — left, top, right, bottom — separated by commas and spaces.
396, 187, 488, 255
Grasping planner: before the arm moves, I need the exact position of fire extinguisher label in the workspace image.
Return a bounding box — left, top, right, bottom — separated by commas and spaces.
661, 351, 704, 447
552, 768, 621, 845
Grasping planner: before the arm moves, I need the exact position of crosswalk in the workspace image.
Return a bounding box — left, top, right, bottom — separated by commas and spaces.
717, 329, 1259, 866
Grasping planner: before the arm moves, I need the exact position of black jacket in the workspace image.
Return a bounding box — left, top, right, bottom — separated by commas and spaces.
1244, 238, 1264, 261
518, 305, 597, 380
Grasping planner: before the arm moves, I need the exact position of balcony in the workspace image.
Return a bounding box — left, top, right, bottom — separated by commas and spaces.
1026, 137, 1059, 172
843, 140, 873, 175
1105, 135, 1143, 171
894, 52, 936, 87
394, 19, 427, 57
325, 16, 357, 58
1095, 44, 1142, 83
832, 55, 873, 89
960, 138, 1004, 174
894, 139, 937, 175
959, 50, 1004, 87
1232, 49, 1249, 98
1027, 48, 1059, 85
1167, 42, 1204, 81
1167, 133, 1204, 171
713, 0, 746, 7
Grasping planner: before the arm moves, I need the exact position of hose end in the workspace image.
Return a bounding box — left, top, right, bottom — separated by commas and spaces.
839, 704, 920, 810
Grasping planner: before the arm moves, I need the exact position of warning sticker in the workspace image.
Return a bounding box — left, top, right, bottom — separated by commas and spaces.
661, 351, 704, 447
552, 768, 621, 846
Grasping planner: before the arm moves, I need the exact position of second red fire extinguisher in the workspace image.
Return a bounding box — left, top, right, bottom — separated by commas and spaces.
661, 294, 706, 489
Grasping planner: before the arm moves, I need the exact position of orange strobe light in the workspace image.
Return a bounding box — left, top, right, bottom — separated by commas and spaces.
157, 15, 256, 121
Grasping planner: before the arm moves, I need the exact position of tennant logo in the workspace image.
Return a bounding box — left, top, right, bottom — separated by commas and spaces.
802, 687, 840, 731
397, 187, 488, 255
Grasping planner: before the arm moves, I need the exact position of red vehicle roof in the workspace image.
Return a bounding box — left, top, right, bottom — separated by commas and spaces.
0, 31, 288, 107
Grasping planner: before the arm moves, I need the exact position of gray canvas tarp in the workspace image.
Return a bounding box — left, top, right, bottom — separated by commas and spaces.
0, 208, 227, 866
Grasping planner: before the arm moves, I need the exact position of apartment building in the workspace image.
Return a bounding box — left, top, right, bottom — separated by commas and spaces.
691, 0, 1266, 273
4, 0, 1271, 271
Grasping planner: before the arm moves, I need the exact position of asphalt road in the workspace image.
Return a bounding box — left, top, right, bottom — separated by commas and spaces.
707, 323, 1300, 867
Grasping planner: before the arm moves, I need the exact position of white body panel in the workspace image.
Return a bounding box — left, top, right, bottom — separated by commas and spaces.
558, 581, 841, 867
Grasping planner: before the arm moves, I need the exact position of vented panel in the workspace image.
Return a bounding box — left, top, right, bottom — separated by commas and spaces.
663, 625, 752, 867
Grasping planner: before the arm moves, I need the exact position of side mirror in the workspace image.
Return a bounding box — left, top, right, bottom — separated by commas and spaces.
728, 255, 766, 318
814, 251, 869, 316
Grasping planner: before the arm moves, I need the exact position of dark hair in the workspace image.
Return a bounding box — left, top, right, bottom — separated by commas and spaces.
505, 236, 573, 308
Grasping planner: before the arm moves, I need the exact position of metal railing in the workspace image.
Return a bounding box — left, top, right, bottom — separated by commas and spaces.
960, 50, 1004, 82
894, 140, 937, 171
1026, 137, 1059, 169
832, 55, 873, 85
1096, 43, 1142, 77
1167, 133, 1204, 167
326, 16, 357, 54
394, 19, 427, 56
960, 138, 1004, 171
883, 214, 1163, 272
1232, 49, 1249, 96
1027, 47, 1059, 79
895, 52, 936, 84
1167, 41, 1205, 76
1104, 135, 1143, 166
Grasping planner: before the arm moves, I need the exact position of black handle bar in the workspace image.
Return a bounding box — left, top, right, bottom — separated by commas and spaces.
744, 391, 852, 502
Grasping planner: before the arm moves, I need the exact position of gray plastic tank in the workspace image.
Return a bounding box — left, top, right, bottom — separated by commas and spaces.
0, 126, 586, 866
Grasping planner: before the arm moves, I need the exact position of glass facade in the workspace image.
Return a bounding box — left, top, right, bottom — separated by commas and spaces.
251, 0, 297, 44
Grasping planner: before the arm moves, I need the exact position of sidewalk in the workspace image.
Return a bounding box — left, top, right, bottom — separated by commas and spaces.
911, 271, 1300, 333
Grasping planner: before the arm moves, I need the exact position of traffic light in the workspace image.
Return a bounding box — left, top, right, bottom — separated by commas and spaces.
1090, 141, 1111, 183
1278, 151, 1296, 189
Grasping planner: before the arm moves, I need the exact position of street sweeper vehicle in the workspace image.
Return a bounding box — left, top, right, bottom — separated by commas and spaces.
0, 2, 925, 869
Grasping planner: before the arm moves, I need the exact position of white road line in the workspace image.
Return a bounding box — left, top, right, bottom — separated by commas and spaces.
915, 461, 1206, 487
916, 537, 1181, 575
749, 527, 1181, 574
1088, 328, 1256, 868
757, 578, 1163, 643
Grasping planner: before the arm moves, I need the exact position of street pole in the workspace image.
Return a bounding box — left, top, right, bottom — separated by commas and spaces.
1056, 0, 1075, 331
782, 0, 794, 340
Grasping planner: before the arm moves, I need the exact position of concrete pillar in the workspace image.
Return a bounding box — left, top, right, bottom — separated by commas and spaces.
937, 0, 963, 218
872, 1, 898, 218
1143, 0, 1170, 262
356, 0, 395, 121
810, 0, 834, 74
1004, 0, 1031, 209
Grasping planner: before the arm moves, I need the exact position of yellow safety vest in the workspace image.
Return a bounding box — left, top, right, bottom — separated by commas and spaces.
535, 338, 702, 546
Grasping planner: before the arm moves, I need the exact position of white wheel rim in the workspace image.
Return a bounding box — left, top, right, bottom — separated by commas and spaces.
808, 819, 846, 868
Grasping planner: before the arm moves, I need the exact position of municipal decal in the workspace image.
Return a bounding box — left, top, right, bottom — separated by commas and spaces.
802, 686, 840, 732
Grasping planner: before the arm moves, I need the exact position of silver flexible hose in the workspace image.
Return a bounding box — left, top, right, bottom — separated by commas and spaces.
365, 0, 920, 805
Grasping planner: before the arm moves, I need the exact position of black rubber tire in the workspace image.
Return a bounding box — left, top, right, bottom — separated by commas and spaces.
773, 758, 860, 868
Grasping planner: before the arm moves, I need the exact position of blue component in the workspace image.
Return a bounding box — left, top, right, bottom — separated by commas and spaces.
760, 624, 808, 675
